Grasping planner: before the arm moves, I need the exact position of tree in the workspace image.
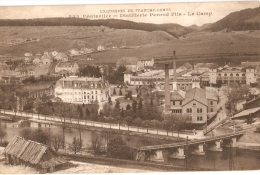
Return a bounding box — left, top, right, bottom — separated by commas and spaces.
108, 96, 112, 104
69, 137, 83, 154
0, 127, 6, 145
107, 136, 132, 159
132, 100, 137, 114
19, 128, 51, 145
119, 88, 123, 95
126, 104, 131, 110
113, 88, 116, 95
85, 108, 90, 118
51, 133, 64, 152
125, 90, 132, 100
125, 116, 133, 130
225, 82, 250, 112
91, 133, 103, 155
138, 99, 142, 110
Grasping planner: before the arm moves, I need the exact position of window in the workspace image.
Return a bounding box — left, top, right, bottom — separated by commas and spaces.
218, 74, 221, 76
197, 108, 199, 113
242, 74, 245, 76
211, 108, 213, 112
187, 108, 192, 113
200, 116, 203, 121
200, 108, 202, 113
210, 101, 213, 105
193, 103, 196, 106
236, 73, 239, 76
224, 73, 227, 76
180, 101, 182, 105
230, 73, 233, 76
197, 116, 200, 121
173, 101, 175, 105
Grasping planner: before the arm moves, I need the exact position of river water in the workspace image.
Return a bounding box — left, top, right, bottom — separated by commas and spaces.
1, 121, 259, 171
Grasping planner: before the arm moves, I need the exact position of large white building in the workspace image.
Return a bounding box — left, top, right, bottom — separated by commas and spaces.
54, 76, 110, 104
208, 65, 257, 85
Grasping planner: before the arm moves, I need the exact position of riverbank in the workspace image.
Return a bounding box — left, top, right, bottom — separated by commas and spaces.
0, 160, 154, 174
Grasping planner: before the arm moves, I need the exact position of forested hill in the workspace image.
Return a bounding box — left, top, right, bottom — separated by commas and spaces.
207, 7, 260, 32
0, 18, 194, 37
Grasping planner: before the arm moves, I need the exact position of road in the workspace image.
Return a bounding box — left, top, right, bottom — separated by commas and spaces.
0, 109, 204, 140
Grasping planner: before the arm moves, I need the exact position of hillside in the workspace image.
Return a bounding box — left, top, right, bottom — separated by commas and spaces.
0, 18, 194, 37
208, 7, 260, 31
0, 26, 175, 56
188, 23, 212, 31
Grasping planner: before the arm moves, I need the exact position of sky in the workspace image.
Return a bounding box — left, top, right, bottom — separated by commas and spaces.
0, 1, 258, 26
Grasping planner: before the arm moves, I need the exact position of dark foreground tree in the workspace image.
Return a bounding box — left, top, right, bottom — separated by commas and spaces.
0, 126, 6, 145
107, 136, 132, 159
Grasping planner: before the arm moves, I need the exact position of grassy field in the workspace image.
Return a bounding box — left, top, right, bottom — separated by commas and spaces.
0, 26, 259, 65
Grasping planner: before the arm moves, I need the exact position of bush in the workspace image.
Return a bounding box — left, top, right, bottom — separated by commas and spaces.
107, 136, 133, 160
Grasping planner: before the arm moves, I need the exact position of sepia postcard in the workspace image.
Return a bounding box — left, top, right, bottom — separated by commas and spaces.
0, 1, 259, 174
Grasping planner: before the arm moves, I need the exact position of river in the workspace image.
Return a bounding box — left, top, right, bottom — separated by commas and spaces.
1, 121, 259, 171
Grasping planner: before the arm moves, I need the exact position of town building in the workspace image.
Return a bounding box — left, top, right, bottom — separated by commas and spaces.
54, 53, 69, 62
117, 57, 154, 72
3, 136, 69, 173
97, 45, 105, 51
41, 54, 53, 65
54, 76, 110, 104
55, 62, 79, 75
209, 65, 257, 85
1, 74, 25, 85
21, 81, 56, 98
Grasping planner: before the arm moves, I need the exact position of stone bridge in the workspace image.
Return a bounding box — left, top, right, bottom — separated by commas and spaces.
133, 131, 244, 162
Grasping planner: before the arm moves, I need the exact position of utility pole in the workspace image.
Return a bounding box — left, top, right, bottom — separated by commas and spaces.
229, 138, 234, 170
185, 136, 189, 170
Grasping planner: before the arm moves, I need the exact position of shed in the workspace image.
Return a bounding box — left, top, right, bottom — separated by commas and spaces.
2, 136, 69, 173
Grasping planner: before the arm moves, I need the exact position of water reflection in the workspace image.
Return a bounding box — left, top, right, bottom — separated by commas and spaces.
1, 121, 260, 170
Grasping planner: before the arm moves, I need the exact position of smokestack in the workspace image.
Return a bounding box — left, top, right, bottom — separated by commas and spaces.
172, 51, 177, 91
164, 64, 171, 113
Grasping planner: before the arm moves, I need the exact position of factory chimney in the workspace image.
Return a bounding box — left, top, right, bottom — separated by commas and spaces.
172, 51, 178, 91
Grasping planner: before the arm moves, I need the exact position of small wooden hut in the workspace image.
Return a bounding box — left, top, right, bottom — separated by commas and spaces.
2, 136, 69, 173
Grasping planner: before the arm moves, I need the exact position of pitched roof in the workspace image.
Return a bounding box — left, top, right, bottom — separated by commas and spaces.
206, 90, 218, 101
181, 63, 193, 69
170, 90, 185, 100
3, 136, 68, 168
232, 107, 260, 119
182, 87, 207, 106
196, 63, 218, 69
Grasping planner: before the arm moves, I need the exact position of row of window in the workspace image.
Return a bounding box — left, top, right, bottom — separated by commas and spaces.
186, 108, 203, 113
218, 73, 245, 77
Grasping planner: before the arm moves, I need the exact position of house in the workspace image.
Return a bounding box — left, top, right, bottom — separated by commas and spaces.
24, 57, 32, 64
178, 63, 193, 71
195, 63, 218, 73
1, 74, 25, 85
24, 53, 33, 57
54, 76, 110, 104
116, 57, 139, 72
51, 51, 59, 57
32, 57, 41, 65
41, 54, 52, 65
54, 53, 69, 62
55, 62, 79, 75
86, 55, 93, 60
69, 49, 80, 56
2, 136, 69, 173
97, 45, 105, 51
81, 47, 94, 53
